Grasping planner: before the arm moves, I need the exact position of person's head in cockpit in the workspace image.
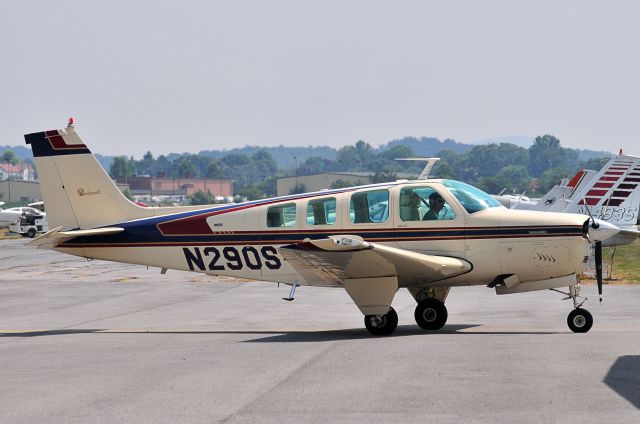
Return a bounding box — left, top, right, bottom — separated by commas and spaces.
423, 192, 445, 220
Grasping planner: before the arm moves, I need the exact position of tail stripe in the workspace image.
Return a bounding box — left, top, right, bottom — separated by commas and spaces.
25, 130, 91, 157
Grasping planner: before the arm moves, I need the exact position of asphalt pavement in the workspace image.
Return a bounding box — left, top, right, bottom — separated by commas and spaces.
1, 238, 639, 423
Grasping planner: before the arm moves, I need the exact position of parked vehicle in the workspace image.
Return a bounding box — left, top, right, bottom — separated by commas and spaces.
0, 206, 43, 229
8, 209, 49, 238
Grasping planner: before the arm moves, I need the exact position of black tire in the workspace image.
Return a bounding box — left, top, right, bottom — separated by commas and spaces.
567, 308, 593, 333
364, 306, 398, 336
415, 298, 448, 330
27, 228, 36, 238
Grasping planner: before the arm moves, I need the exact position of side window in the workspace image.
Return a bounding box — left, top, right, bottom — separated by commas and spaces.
306, 198, 337, 225
399, 187, 456, 221
267, 203, 296, 228
349, 189, 389, 224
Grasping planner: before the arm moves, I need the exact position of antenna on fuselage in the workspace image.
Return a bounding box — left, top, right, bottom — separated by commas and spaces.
395, 157, 441, 180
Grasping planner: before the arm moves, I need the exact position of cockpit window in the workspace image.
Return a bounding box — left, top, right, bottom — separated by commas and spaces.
442, 180, 502, 214
399, 187, 456, 221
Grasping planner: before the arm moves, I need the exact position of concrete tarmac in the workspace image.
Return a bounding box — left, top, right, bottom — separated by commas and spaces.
1, 239, 639, 423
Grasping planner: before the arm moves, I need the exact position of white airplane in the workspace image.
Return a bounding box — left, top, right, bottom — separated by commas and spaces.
24, 120, 619, 335
495, 155, 640, 247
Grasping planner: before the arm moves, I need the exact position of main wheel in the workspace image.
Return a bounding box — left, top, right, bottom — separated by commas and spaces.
27, 228, 37, 238
415, 298, 448, 330
567, 308, 593, 333
364, 307, 398, 336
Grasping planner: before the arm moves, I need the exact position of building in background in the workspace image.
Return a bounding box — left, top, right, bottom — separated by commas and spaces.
0, 180, 41, 203
0, 163, 36, 181
120, 176, 233, 198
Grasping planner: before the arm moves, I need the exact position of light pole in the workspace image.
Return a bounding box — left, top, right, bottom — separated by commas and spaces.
294, 156, 298, 192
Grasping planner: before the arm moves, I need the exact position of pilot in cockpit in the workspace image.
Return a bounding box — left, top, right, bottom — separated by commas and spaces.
423, 192, 446, 220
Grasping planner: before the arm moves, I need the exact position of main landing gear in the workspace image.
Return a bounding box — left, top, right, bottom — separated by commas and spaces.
364, 307, 398, 336
415, 298, 448, 330
551, 285, 593, 333
362, 287, 451, 336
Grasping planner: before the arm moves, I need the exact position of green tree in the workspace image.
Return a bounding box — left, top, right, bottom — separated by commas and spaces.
177, 157, 197, 178
206, 159, 223, 178
191, 189, 215, 205
121, 188, 134, 201
238, 185, 264, 201
528, 135, 565, 178
110, 156, 134, 179
2, 150, 17, 165
539, 166, 574, 194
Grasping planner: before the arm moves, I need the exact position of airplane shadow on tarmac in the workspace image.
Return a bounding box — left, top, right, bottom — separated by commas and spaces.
604, 355, 640, 409
0, 324, 563, 341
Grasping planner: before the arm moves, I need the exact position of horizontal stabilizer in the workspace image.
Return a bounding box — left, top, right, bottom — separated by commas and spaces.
28, 226, 124, 249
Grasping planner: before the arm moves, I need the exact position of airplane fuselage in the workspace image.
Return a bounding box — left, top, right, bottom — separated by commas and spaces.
54, 180, 589, 290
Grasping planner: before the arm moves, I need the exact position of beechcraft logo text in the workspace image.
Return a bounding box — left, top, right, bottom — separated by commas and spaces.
77, 188, 101, 197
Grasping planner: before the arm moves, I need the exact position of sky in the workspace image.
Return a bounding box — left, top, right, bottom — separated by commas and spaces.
1, 1, 639, 157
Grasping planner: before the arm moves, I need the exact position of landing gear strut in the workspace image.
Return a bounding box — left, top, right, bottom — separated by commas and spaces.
551, 284, 593, 333
364, 307, 398, 336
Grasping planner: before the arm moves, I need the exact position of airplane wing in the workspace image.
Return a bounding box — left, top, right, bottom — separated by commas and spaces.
278, 235, 471, 314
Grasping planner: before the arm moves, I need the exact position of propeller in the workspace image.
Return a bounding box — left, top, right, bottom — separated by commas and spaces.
582, 196, 603, 302
595, 241, 603, 302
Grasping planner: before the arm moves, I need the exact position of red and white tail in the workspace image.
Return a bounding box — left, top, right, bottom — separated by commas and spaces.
24, 125, 155, 230
566, 154, 640, 226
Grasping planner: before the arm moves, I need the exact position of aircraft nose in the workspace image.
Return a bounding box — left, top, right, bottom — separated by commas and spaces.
589, 219, 621, 242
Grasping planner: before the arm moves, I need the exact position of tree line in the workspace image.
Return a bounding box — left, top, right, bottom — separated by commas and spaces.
105, 134, 609, 201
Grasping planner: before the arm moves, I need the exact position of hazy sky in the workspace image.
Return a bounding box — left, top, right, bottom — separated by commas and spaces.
1, 1, 639, 157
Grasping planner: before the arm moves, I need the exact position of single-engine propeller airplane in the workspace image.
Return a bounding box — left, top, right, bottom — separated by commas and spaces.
24, 120, 620, 335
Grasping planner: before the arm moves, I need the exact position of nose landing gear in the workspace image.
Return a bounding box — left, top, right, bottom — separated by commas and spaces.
551, 284, 593, 333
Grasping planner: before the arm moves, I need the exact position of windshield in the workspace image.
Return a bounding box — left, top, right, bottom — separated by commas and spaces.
442, 180, 503, 214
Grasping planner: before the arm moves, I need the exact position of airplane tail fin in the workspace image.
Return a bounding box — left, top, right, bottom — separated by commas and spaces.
24, 125, 152, 230
566, 154, 640, 226
532, 169, 596, 212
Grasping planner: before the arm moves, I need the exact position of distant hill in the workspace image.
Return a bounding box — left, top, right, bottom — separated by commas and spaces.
195, 145, 337, 168
380, 136, 473, 155
469, 135, 610, 161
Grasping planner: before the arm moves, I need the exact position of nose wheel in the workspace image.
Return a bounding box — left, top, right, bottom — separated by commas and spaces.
551, 285, 594, 333
567, 308, 593, 333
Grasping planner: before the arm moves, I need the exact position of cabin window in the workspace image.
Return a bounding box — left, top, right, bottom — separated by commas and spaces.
267, 203, 297, 228
306, 198, 337, 225
349, 189, 389, 224
399, 187, 456, 221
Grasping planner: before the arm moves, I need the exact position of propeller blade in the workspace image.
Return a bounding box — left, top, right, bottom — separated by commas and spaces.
595, 241, 603, 302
